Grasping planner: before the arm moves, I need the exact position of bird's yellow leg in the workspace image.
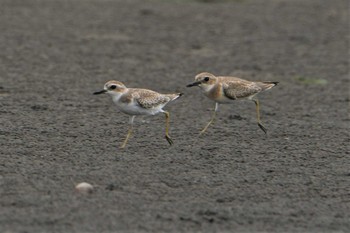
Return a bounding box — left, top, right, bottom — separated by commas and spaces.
163, 111, 173, 145
200, 102, 219, 135
253, 99, 267, 134
120, 116, 135, 149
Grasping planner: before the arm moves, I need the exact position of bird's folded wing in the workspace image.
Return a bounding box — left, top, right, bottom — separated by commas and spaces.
134, 90, 169, 109
223, 81, 261, 99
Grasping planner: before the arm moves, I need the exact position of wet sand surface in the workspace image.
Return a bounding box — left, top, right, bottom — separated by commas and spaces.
0, 0, 349, 232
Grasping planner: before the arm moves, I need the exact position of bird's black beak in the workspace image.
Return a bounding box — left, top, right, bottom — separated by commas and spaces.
93, 90, 107, 95
186, 81, 201, 87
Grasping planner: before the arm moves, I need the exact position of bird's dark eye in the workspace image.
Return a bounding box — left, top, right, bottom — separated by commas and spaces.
110, 85, 116, 90
204, 77, 210, 82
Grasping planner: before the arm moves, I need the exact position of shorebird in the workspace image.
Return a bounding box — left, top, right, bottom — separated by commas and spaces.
187, 72, 278, 134
94, 81, 182, 148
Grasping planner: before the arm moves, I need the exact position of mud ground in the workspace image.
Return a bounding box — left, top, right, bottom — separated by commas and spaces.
0, 0, 349, 232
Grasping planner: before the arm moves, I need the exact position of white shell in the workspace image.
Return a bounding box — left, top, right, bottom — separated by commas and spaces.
75, 182, 93, 194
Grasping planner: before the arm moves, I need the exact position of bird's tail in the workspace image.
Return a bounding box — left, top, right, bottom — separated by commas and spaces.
259, 81, 279, 91
167, 93, 183, 101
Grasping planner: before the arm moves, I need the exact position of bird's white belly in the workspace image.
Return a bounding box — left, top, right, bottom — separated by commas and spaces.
111, 94, 164, 116
116, 101, 163, 116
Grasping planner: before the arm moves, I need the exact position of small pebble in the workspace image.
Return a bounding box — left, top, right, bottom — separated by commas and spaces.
75, 182, 93, 194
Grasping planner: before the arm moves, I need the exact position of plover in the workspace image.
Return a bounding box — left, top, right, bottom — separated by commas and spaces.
94, 81, 182, 148
187, 72, 278, 134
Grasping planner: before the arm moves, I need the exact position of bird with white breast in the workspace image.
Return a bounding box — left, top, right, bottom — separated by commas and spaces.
94, 80, 182, 148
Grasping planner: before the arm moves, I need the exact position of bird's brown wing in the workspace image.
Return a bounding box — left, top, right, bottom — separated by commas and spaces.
132, 89, 170, 109
223, 81, 261, 99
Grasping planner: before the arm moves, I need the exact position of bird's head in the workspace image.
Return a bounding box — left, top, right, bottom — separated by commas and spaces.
187, 72, 217, 91
93, 80, 127, 96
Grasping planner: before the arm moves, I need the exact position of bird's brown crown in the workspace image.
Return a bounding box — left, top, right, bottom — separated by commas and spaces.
194, 72, 217, 85
104, 80, 127, 92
